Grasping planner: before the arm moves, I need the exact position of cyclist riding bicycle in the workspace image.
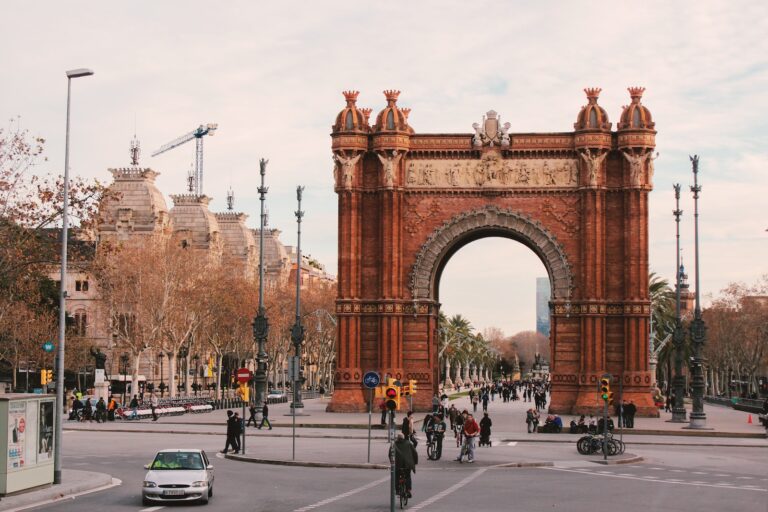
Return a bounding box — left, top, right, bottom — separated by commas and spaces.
431, 414, 447, 460
394, 433, 418, 498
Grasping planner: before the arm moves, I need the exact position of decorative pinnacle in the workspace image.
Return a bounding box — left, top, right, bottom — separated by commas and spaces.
400, 107, 411, 120
383, 89, 401, 105
628, 86, 646, 102
342, 90, 359, 107
360, 108, 372, 124
584, 87, 602, 103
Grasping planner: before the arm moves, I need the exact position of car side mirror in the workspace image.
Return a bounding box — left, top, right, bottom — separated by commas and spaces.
143, 464, 150, 470
207, 464, 213, 470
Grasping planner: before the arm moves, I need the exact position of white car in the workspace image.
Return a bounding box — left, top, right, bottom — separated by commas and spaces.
267, 389, 286, 400
142, 449, 214, 505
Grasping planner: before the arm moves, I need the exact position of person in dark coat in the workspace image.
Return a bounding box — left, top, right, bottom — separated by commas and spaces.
258, 402, 272, 430
625, 401, 637, 428
479, 412, 492, 446
222, 410, 239, 453
394, 433, 418, 497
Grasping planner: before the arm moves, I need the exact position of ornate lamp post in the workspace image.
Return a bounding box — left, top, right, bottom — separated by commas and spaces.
290, 186, 306, 411
178, 344, 189, 395
193, 354, 200, 396
252, 159, 270, 420
670, 183, 687, 422
687, 155, 709, 429
158, 353, 166, 397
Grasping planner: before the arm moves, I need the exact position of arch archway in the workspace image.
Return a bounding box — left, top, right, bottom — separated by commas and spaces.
328, 90, 658, 417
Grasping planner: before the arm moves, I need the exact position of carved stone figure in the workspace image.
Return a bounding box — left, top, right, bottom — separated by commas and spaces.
90, 347, 107, 370
333, 152, 362, 189
472, 122, 484, 147
407, 162, 417, 185
622, 150, 648, 187
579, 149, 607, 187
377, 150, 402, 188
542, 161, 556, 185
647, 151, 659, 187
471, 110, 509, 147
500, 121, 511, 147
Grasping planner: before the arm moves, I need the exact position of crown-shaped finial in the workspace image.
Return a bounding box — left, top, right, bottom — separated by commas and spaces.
360, 108, 372, 123
628, 86, 645, 102
400, 107, 411, 121
342, 90, 360, 107
383, 90, 401, 105
584, 87, 602, 103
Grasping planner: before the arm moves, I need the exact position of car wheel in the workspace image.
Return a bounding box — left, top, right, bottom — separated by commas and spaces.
208, 484, 213, 497
199, 494, 209, 505
142, 497, 152, 506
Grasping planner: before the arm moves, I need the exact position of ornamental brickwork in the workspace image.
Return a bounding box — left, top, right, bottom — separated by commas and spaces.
328, 88, 659, 417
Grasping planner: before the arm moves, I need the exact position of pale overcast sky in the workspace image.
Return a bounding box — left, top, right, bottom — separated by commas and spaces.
2, 1, 766, 335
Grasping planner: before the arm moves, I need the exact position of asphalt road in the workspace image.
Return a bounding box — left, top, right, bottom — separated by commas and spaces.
33, 430, 767, 512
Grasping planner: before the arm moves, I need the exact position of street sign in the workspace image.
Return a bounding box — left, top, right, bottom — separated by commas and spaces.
42, 341, 55, 353
363, 371, 380, 389
236, 367, 252, 384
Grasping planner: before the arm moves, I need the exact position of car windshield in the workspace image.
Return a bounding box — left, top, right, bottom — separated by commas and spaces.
151, 452, 204, 470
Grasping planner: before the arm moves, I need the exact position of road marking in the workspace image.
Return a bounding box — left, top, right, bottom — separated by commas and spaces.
410, 467, 488, 511
507, 442, 518, 446
669, 469, 685, 473
691, 471, 707, 475
545, 468, 766, 493
2, 478, 122, 512
649, 467, 665, 471
715, 474, 730, 477
139, 507, 165, 512
736, 476, 754, 480
293, 476, 389, 512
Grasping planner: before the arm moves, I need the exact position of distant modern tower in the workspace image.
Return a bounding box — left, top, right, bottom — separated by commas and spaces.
536, 277, 551, 337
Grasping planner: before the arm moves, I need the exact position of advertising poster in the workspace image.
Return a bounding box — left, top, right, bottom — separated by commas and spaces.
39, 400, 54, 461
25, 400, 39, 467
7, 401, 26, 470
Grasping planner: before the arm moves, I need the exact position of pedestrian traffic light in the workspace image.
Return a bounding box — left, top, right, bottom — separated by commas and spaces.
600, 377, 611, 401
385, 386, 399, 410
409, 379, 417, 395
41, 369, 48, 385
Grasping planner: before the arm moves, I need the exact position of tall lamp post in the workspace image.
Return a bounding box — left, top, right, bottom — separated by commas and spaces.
120, 353, 129, 406
54, 67, 94, 485
193, 354, 200, 396
178, 344, 189, 395
290, 186, 306, 412
687, 155, 709, 429
158, 353, 166, 397
252, 159, 270, 421
670, 183, 687, 422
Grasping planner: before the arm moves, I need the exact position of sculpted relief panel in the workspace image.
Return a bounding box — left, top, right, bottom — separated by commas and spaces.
405, 152, 578, 189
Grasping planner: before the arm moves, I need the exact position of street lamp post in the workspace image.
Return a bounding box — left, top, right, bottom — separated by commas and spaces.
193, 355, 200, 396
687, 155, 709, 429
290, 186, 306, 413
670, 183, 687, 422
253, 159, 270, 421
54, 67, 93, 485
158, 353, 165, 397
178, 344, 189, 396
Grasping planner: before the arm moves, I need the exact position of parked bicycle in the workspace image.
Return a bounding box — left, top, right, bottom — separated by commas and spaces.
576, 432, 625, 456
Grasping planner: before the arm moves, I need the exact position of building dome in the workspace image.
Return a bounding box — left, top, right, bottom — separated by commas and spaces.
574, 88, 611, 131
373, 90, 413, 133
618, 87, 654, 130
98, 168, 170, 240
332, 90, 371, 133
169, 195, 222, 254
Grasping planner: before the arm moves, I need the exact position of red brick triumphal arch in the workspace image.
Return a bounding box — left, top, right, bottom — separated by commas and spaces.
328, 88, 659, 417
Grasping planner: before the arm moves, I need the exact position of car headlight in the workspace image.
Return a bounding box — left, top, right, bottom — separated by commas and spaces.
191, 481, 207, 487
143, 481, 157, 488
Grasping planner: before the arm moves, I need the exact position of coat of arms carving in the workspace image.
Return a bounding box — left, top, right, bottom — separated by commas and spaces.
472, 110, 511, 147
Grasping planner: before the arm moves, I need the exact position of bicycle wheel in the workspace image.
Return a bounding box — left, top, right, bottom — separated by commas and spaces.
427, 442, 435, 460
614, 439, 626, 454
399, 481, 408, 508
576, 436, 591, 455
606, 439, 618, 456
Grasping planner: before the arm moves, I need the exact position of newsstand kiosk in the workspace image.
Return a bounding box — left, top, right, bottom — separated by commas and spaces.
0, 394, 56, 495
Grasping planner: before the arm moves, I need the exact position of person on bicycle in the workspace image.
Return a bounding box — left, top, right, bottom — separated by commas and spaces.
421, 413, 435, 446
394, 433, 418, 498
432, 414, 446, 460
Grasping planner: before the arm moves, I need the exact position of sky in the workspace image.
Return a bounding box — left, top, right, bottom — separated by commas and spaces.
2, 1, 766, 336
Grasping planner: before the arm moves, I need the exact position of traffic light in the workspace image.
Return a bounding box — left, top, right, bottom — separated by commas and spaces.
408, 379, 417, 395
385, 386, 399, 410
41, 369, 48, 386
402, 383, 411, 396
600, 377, 611, 401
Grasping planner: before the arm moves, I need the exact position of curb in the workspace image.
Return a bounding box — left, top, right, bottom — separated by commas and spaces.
224, 454, 388, 470
64, 428, 390, 440
590, 455, 644, 465
0, 471, 117, 512
496, 461, 554, 468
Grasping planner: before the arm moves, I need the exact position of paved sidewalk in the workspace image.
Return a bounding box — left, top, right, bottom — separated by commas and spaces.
0, 469, 116, 512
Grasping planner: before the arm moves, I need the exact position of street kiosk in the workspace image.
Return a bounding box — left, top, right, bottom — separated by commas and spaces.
0, 394, 56, 495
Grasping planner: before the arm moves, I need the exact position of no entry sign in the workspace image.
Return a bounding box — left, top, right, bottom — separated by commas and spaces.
236, 367, 252, 383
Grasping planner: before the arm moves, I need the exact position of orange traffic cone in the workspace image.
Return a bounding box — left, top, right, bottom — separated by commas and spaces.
748, 414, 753, 424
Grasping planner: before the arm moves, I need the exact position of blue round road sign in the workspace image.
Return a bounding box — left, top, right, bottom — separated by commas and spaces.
42, 341, 55, 353
363, 371, 380, 389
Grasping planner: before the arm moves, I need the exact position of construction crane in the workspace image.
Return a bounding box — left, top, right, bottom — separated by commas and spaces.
151, 123, 218, 195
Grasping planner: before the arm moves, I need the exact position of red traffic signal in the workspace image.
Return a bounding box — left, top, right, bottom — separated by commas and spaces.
385, 386, 399, 410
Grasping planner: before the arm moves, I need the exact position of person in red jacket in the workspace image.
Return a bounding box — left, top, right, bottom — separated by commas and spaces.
456, 412, 480, 463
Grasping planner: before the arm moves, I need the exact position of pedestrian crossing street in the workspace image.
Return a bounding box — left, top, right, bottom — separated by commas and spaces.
546, 464, 768, 492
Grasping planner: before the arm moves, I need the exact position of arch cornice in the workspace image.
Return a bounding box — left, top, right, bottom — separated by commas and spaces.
409, 206, 573, 301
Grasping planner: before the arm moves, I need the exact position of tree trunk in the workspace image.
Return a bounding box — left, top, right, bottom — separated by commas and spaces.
185, 353, 192, 396
216, 353, 223, 399
131, 352, 142, 402
168, 353, 177, 398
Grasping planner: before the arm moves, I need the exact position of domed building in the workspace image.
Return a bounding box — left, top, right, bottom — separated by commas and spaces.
618, 87, 655, 130
215, 211, 259, 279
169, 194, 223, 257
573, 87, 611, 131
373, 90, 413, 134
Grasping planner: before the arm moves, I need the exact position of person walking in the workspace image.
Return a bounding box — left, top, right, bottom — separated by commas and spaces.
625, 400, 637, 428
246, 403, 259, 427
431, 394, 440, 413
379, 398, 388, 425
457, 412, 479, 463
432, 414, 446, 460
394, 433, 418, 498
479, 411, 492, 446
149, 392, 159, 421
401, 411, 415, 444
471, 393, 479, 413
526, 408, 539, 433
222, 410, 239, 454
232, 412, 242, 452
129, 394, 140, 420
258, 402, 272, 430
481, 391, 489, 412
447, 404, 458, 431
